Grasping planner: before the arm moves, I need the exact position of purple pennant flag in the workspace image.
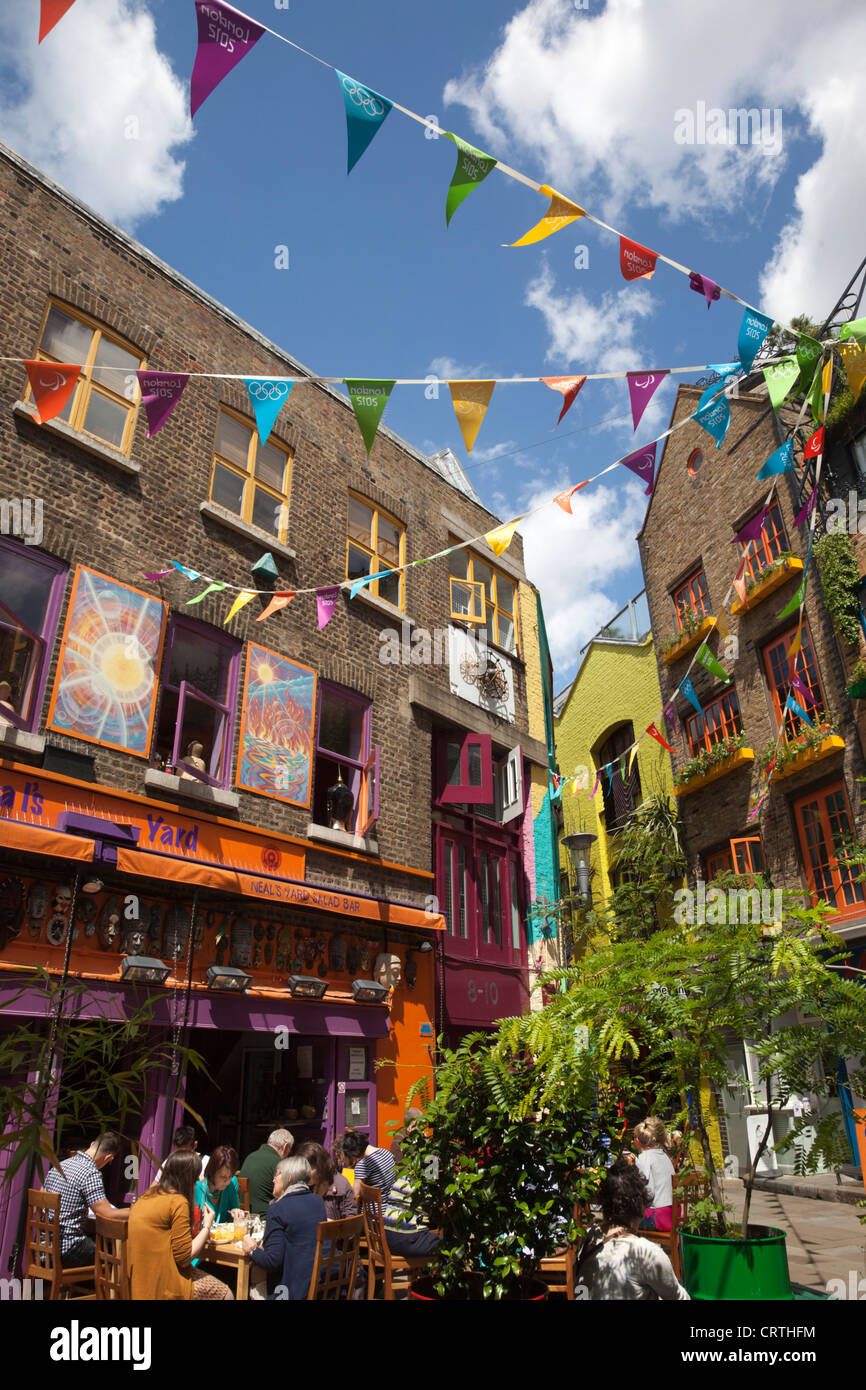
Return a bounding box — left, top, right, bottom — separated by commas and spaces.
791, 672, 816, 707
627, 372, 668, 431
190, 1, 265, 118
794, 485, 817, 528
143, 569, 173, 581
663, 701, 677, 732
731, 506, 769, 548
689, 271, 721, 309
136, 372, 189, 438
589, 771, 600, 800
622, 441, 657, 496
316, 586, 342, 630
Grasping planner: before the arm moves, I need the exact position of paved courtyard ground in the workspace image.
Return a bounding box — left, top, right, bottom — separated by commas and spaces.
723, 1179, 866, 1295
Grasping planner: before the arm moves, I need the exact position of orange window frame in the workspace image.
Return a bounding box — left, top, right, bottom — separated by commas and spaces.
706, 835, 764, 882
763, 623, 825, 742
743, 500, 787, 583
673, 570, 709, 628
685, 690, 742, 756
793, 782, 865, 920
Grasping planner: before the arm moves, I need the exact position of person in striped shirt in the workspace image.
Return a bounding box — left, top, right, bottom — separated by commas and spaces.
44, 1131, 129, 1266
343, 1131, 396, 1197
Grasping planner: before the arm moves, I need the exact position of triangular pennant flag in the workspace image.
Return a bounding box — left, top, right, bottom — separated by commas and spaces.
449, 380, 495, 454
840, 317, 866, 346
822, 358, 833, 394
757, 438, 794, 480
689, 271, 721, 308
316, 586, 342, 630
732, 506, 769, 547
257, 590, 296, 622
663, 701, 677, 732
444, 134, 497, 225
186, 582, 227, 606
25, 361, 81, 423
627, 372, 668, 431
807, 366, 825, 425
619, 753, 628, 782
553, 482, 588, 514
695, 642, 729, 683
508, 185, 585, 247
171, 561, 201, 581
791, 672, 816, 708
605, 764, 614, 793
695, 383, 730, 449
628, 745, 638, 775
840, 341, 866, 403
143, 570, 173, 581
541, 375, 587, 426
737, 309, 773, 374
786, 622, 803, 668
136, 372, 189, 438
679, 676, 704, 722
762, 356, 799, 411
777, 580, 806, 621
646, 721, 675, 753
336, 71, 393, 173
786, 694, 813, 727
243, 379, 293, 446
224, 590, 257, 625
349, 571, 396, 600
733, 556, 748, 606
708, 362, 743, 381
717, 611, 729, 641
485, 520, 519, 558
345, 380, 395, 455
190, 1, 265, 118
795, 334, 823, 390
793, 485, 817, 528
622, 441, 657, 496
589, 771, 600, 799
39, 0, 76, 42
803, 426, 824, 459
619, 237, 658, 282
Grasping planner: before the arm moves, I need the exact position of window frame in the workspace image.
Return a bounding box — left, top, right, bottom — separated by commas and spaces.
706, 835, 765, 882
449, 576, 486, 625
762, 622, 825, 743
448, 540, 519, 655
672, 568, 710, 628
436, 822, 525, 967
742, 499, 788, 583
209, 406, 292, 545
0, 539, 67, 734
685, 689, 743, 757
793, 781, 865, 920
436, 731, 494, 806
345, 493, 406, 612
312, 681, 379, 835
28, 300, 144, 455
597, 723, 642, 831
153, 616, 241, 788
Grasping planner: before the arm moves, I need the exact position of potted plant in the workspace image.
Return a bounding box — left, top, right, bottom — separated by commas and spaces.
848, 658, 866, 700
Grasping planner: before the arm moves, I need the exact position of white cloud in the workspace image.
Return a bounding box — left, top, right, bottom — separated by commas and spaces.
465, 440, 519, 464
426, 354, 490, 381
0, 1, 193, 229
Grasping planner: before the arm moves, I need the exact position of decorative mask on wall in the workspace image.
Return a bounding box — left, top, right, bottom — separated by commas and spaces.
98, 896, 123, 952
0, 878, 25, 950
347, 944, 361, 975
163, 906, 190, 963
359, 943, 371, 972
329, 934, 348, 973
276, 926, 291, 971
230, 916, 253, 969
75, 898, 98, 938
26, 882, 50, 940
146, 901, 164, 947
374, 952, 402, 989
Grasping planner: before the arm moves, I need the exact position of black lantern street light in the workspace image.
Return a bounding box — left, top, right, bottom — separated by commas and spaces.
562, 831, 597, 905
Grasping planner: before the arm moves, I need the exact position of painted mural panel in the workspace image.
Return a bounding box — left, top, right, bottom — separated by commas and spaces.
236, 642, 317, 807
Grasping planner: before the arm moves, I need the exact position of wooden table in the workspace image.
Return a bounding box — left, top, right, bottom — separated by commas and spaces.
202, 1237, 253, 1300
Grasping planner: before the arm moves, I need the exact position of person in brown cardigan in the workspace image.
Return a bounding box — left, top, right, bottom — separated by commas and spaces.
128, 1151, 233, 1301
295, 1141, 357, 1220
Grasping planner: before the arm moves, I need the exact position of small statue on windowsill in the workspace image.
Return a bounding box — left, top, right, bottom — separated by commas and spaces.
0, 680, 17, 726
179, 740, 207, 780
325, 766, 354, 832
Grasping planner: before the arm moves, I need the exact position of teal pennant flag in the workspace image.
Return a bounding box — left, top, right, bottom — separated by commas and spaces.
695, 381, 730, 449
757, 438, 794, 480
244, 379, 293, 445
737, 309, 773, 373
337, 71, 393, 173
679, 675, 704, 723
350, 570, 396, 600
786, 694, 812, 727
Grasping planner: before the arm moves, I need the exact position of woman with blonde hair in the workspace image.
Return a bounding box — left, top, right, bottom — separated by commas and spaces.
633, 1117, 675, 1233
128, 1150, 233, 1300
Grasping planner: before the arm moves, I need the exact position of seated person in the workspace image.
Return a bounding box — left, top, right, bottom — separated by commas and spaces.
242, 1155, 326, 1300
580, 1160, 689, 1301
295, 1141, 356, 1220
383, 1173, 440, 1258
194, 1145, 240, 1226
156, 1125, 208, 1183
128, 1150, 232, 1301
633, 1117, 675, 1232
332, 1134, 354, 1186
239, 1129, 293, 1217
43, 1131, 129, 1267
343, 1130, 396, 1198
389, 1107, 423, 1167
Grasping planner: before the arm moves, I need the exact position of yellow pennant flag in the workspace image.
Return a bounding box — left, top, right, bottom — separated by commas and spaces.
787, 620, 803, 669
224, 589, 256, 625
449, 380, 495, 453
717, 611, 729, 641
840, 341, 866, 403
485, 518, 519, 557
628, 744, 638, 775
508, 185, 586, 247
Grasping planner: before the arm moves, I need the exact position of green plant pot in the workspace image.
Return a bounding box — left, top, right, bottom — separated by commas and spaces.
680, 1226, 792, 1301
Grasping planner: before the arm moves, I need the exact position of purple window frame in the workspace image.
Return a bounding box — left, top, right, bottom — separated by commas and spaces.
0, 539, 66, 734
314, 682, 379, 834
154, 616, 240, 788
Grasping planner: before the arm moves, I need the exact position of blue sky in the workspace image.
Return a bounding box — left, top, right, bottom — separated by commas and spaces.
3, 0, 864, 687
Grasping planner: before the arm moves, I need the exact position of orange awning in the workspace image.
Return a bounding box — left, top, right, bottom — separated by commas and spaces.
115, 847, 246, 892
0, 821, 96, 862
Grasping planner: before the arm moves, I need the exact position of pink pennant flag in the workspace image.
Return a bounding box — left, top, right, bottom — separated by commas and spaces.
622, 441, 657, 496
733, 556, 748, 606
190, 1, 265, 118
589, 771, 600, 800
143, 569, 173, 581
794, 485, 817, 528
553, 482, 588, 514
790, 672, 816, 708
256, 591, 296, 622
316, 586, 342, 630
136, 372, 189, 438
689, 271, 721, 309
540, 375, 587, 426
731, 506, 769, 547
627, 372, 668, 431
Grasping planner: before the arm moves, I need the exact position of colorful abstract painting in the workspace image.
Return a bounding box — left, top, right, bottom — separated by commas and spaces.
237, 643, 317, 806
47, 567, 166, 756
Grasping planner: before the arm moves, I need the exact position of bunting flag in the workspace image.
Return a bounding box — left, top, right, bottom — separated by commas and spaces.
796, 334, 823, 390
25, 361, 81, 424
791, 672, 816, 708
316, 586, 342, 630
762, 356, 799, 411
39, 0, 76, 42
449, 380, 495, 453
349, 571, 396, 599
737, 309, 773, 374
628, 745, 638, 775
553, 482, 588, 513
485, 519, 519, 557
786, 622, 803, 669
136, 372, 189, 438
646, 721, 675, 753
757, 438, 794, 480
733, 556, 748, 606
840, 341, 866, 403
541, 375, 587, 426
144, 570, 173, 581
822, 358, 833, 394
508, 186, 585, 247
786, 694, 812, 727
732, 506, 769, 547
748, 787, 770, 823
171, 561, 201, 580
695, 642, 729, 683
840, 317, 866, 346
186, 581, 227, 606
224, 589, 257, 624
695, 382, 730, 448
444, 134, 497, 225
689, 272, 720, 308
807, 366, 825, 425
256, 590, 296, 621
663, 701, 677, 732
717, 611, 729, 640
345, 380, 395, 454
244, 379, 294, 445
589, 771, 600, 799
777, 580, 806, 621
337, 71, 393, 173
803, 426, 825, 459
627, 372, 668, 431
619, 237, 658, 282
679, 676, 704, 723
793, 485, 817, 528
190, 1, 265, 118
621, 442, 657, 496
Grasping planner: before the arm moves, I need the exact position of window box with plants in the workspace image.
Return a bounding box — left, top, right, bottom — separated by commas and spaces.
730, 553, 804, 615
661, 611, 716, 665
673, 733, 754, 797
848, 659, 866, 700
763, 720, 845, 781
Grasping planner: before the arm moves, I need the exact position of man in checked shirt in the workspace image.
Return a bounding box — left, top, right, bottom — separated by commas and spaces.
44, 1131, 130, 1266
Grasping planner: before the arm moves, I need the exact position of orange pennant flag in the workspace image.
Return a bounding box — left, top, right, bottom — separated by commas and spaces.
554, 482, 588, 514
40, 0, 76, 42
541, 375, 587, 426
840, 341, 866, 403
733, 556, 747, 606
508, 185, 585, 247
449, 380, 495, 454
256, 591, 296, 622
25, 360, 81, 423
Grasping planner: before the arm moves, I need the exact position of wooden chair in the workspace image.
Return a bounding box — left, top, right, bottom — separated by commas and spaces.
94, 1214, 130, 1300
358, 1181, 430, 1300
236, 1175, 250, 1211
307, 1216, 364, 1300
537, 1203, 595, 1300
643, 1170, 710, 1280
24, 1189, 95, 1300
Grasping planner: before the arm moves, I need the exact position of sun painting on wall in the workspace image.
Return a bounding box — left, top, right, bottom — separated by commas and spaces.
237, 643, 317, 807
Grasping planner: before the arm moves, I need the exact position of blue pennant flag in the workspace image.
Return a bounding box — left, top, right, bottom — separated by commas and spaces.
680, 675, 704, 723
737, 309, 773, 374
244, 379, 294, 446
708, 362, 743, 379
786, 694, 813, 727
171, 560, 201, 580
349, 570, 396, 600
336, 70, 393, 173
605, 763, 614, 792
757, 438, 794, 481
695, 381, 730, 449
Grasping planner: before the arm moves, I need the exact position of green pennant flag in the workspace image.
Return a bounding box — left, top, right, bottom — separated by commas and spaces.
807, 367, 825, 425
777, 580, 806, 620
186, 581, 227, 606
619, 753, 628, 782
344, 379, 396, 455
840, 317, 866, 347
444, 133, 497, 226
695, 642, 729, 683
762, 356, 799, 411
796, 334, 823, 390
